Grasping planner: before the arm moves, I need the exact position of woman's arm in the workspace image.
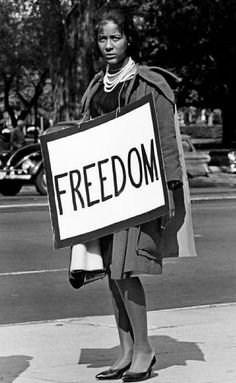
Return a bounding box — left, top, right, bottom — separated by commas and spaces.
154, 92, 182, 183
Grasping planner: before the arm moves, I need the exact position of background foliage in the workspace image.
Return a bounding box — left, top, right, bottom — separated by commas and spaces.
0, 0, 235, 145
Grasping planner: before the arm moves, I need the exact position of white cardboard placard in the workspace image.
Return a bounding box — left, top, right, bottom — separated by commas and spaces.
40, 94, 169, 248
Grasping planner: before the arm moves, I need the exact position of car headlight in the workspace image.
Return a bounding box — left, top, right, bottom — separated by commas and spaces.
21, 159, 36, 171
228, 151, 236, 163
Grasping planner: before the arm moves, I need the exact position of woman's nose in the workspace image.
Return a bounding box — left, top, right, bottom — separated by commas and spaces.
105, 39, 113, 50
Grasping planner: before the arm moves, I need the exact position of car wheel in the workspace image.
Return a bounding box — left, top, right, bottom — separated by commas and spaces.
0, 180, 22, 196
35, 168, 47, 195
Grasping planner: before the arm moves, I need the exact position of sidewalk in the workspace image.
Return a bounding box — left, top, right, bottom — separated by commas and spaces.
1, 303, 236, 383
189, 171, 236, 202
189, 170, 236, 189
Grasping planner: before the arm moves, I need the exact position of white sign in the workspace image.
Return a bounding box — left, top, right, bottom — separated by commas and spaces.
40, 94, 169, 248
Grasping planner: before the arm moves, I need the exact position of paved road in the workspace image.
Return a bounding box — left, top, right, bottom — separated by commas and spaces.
0, 198, 236, 325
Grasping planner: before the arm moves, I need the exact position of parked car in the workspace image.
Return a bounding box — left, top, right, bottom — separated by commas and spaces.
0, 126, 210, 196
0, 120, 79, 196
181, 134, 210, 178
0, 143, 46, 195
25, 125, 41, 143
208, 148, 236, 173
0, 127, 11, 152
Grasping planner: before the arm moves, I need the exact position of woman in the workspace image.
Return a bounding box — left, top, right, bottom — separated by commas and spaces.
73, 6, 183, 382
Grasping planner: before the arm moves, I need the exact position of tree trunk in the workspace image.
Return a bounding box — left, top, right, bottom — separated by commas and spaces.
17, 70, 49, 121
40, 0, 106, 123
59, 0, 104, 121
220, 52, 236, 147
4, 74, 17, 127
222, 82, 236, 147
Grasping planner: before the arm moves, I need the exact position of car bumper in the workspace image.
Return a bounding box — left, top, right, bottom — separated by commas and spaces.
0, 171, 31, 181
230, 163, 236, 173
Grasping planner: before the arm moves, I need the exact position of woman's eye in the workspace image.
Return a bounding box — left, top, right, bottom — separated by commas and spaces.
98, 37, 106, 42
113, 36, 120, 41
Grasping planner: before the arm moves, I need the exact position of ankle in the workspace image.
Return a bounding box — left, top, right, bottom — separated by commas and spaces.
121, 348, 133, 357
133, 345, 153, 355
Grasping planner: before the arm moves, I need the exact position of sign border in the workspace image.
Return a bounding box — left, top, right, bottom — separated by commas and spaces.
40, 93, 169, 248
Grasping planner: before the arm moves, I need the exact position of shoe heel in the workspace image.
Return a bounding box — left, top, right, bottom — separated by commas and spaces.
147, 368, 153, 378
150, 355, 156, 369
122, 355, 156, 382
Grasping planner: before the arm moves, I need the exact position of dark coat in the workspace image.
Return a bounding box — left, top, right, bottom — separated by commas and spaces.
81, 65, 184, 279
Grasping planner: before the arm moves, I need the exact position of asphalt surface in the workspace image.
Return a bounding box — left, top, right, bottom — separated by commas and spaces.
1, 200, 236, 324
1, 191, 236, 324
0, 171, 236, 383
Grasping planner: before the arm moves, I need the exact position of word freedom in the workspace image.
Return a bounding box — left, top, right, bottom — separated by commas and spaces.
55, 139, 159, 215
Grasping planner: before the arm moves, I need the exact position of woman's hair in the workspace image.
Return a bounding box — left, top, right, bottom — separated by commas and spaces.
93, 6, 140, 62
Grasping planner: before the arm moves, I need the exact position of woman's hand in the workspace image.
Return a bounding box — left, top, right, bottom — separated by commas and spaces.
161, 190, 175, 230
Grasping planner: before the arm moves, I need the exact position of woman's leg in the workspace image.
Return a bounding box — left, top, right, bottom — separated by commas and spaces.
108, 278, 134, 369
115, 277, 155, 373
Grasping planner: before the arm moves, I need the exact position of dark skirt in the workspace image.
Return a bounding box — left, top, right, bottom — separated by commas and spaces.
100, 219, 163, 280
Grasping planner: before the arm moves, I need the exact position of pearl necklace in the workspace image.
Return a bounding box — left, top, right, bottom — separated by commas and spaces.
103, 57, 136, 93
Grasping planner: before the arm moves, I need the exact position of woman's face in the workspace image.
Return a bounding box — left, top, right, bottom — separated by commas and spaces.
97, 20, 128, 69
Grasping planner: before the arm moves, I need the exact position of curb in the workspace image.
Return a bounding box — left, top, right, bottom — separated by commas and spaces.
1, 194, 236, 210
2, 301, 235, 328
191, 194, 236, 203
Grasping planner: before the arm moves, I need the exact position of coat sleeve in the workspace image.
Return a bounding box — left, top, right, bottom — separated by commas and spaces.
154, 92, 182, 183
128, 68, 183, 183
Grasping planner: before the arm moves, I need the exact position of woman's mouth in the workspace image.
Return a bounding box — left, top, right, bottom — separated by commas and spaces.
105, 54, 116, 59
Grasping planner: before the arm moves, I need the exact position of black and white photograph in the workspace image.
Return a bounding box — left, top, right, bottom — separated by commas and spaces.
0, 1, 235, 382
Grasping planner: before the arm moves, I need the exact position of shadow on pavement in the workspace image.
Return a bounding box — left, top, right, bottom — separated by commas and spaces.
78, 335, 205, 370
0, 355, 32, 382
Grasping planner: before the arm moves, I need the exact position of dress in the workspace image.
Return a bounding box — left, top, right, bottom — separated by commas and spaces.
81, 64, 184, 280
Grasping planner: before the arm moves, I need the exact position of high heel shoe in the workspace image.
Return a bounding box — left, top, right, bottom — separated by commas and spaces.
96, 362, 132, 380
122, 356, 156, 382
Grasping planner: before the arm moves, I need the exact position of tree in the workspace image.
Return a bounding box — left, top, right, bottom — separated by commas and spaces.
39, 0, 126, 122
135, 0, 236, 146
3, 0, 234, 141
0, 0, 49, 127
39, 0, 102, 121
